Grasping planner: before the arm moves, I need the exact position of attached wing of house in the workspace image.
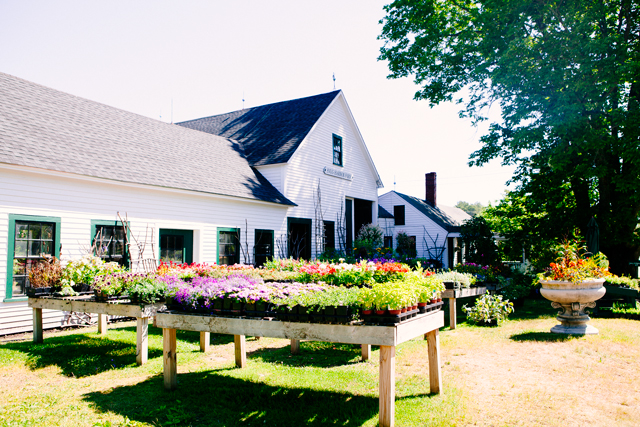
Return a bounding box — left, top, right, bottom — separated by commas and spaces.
0, 72, 294, 206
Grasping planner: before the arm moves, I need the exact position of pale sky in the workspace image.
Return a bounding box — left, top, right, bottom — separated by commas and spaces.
0, 0, 515, 207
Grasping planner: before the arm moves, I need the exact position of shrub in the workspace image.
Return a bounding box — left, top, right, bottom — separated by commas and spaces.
396, 231, 416, 258
463, 293, 514, 325
354, 224, 383, 259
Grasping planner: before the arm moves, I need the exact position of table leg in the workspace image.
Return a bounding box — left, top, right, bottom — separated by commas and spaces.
379, 345, 396, 427
361, 344, 371, 361
234, 334, 246, 368
98, 313, 108, 335
136, 317, 149, 365
200, 331, 210, 352
449, 298, 457, 330
290, 339, 300, 354
426, 329, 442, 394
163, 328, 177, 390
33, 307, 43, 344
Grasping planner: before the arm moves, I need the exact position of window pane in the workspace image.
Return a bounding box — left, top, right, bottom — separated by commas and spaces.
41, 224, 53, 240
41, 241, 53, 255
29, 224, 41, 240
13, 259, 26, 276
15, 241, 27, 257
29, 241, 42, 257
16, 223, 29, 240
13, 277, 25, 296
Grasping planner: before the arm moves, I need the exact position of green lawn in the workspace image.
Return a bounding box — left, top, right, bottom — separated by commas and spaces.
1, 300, 638, 426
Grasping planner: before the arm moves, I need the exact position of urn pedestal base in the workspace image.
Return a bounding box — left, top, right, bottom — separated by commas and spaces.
549, 301, 599, 334
539, 279, 606, 336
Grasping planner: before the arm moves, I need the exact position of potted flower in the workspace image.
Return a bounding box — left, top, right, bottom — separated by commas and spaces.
537, 241, 610, 334
26, 255, 63, 297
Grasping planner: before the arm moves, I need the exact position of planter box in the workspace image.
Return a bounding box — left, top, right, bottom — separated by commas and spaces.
26, 287, 55, 297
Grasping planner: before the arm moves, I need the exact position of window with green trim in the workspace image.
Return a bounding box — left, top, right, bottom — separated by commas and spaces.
91, 220, 128, 267
159, 229, 193, 264
333, 134, 343, 166
6, 214, 61, 300
218, 228, 240, 265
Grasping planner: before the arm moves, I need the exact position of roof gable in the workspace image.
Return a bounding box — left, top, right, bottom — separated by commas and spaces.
0, 72, 294, 206
177, 91, 341, 166
393, 191, 470, 232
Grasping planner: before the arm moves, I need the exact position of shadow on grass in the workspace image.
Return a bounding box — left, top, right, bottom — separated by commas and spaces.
250, 341, 364, 368
114, 324, 236, 347
510, 331, 580, 342
1, 333, 163, 377
83, 371, 379, 426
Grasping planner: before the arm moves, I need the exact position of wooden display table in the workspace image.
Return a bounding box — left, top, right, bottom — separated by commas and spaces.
28, 296, 164, 365
156, 310, 444, 427
441, 286, 487, 329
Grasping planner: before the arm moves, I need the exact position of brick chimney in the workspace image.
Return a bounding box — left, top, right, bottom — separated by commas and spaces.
425, 172, 436, 207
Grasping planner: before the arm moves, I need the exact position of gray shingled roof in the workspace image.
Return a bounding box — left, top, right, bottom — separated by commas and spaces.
0, 72, 295, 206
394, 192, 470, 232
177, 91, 341, 166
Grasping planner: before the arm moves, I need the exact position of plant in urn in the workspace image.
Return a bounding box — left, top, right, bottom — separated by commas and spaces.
538, 241, 610, 335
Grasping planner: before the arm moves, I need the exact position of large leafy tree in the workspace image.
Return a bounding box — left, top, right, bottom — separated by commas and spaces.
379, 0, 640, 274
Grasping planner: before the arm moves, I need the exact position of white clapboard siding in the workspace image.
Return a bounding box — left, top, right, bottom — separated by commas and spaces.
379, 192, 455, 269
278, 93, 380, 258
0, 165, 290, 335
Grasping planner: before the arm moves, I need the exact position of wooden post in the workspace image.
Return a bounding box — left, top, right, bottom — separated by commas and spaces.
98, 313, 108, 335
199, 331, 210, 352
361, 344, 370, 361
449, 298, 457, 330
136, 317, 149, 365
33, 307, 43, 344
290, 339, 300, 354
234, 334, 246, 368
426, 329, 442, 394
163, 328, 177, 390
379, 345, 396, 427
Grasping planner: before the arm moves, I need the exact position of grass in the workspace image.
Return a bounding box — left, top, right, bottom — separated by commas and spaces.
0, 299, 638, 426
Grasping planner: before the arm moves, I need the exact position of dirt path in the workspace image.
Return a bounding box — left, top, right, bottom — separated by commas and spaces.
438, 317, 640, 426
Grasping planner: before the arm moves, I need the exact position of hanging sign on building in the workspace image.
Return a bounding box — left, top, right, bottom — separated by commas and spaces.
323, 166, 353, 181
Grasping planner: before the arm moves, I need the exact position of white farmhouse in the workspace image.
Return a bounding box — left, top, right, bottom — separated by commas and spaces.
378, 173, 470, 269
0, 72, 382, 335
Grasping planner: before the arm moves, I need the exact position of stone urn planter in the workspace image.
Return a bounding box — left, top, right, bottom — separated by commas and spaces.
539, 279, 606, 335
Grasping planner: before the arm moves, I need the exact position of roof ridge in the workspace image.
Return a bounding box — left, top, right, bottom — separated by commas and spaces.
177, 90, 341, 124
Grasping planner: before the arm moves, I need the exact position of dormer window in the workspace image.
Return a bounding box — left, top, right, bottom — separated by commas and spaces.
333, 134, 343, 166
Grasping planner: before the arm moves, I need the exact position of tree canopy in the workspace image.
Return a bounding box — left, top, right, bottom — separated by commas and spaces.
379, 0, 640, 274
455, 201, 486, 217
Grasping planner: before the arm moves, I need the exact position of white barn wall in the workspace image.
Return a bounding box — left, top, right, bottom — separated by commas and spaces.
0, 165, 289, 335
378, 192, 455, 269
280, 94, 380, 257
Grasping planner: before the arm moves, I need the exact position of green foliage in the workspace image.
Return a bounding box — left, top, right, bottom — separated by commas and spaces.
353, 223, 383, 259
127, 275, 167, 304
396, 231, 416, 258
286, 286, 361, 310
605, 275, 639, 291
434, 271, 476, 288
612, 300, 640, 315
460, 216, 500, 266
62, 255, 124, 287
498, 271, 537, 301
455, 201, 485, 217
463, 293, 514, 325
379, 0, 640, 275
